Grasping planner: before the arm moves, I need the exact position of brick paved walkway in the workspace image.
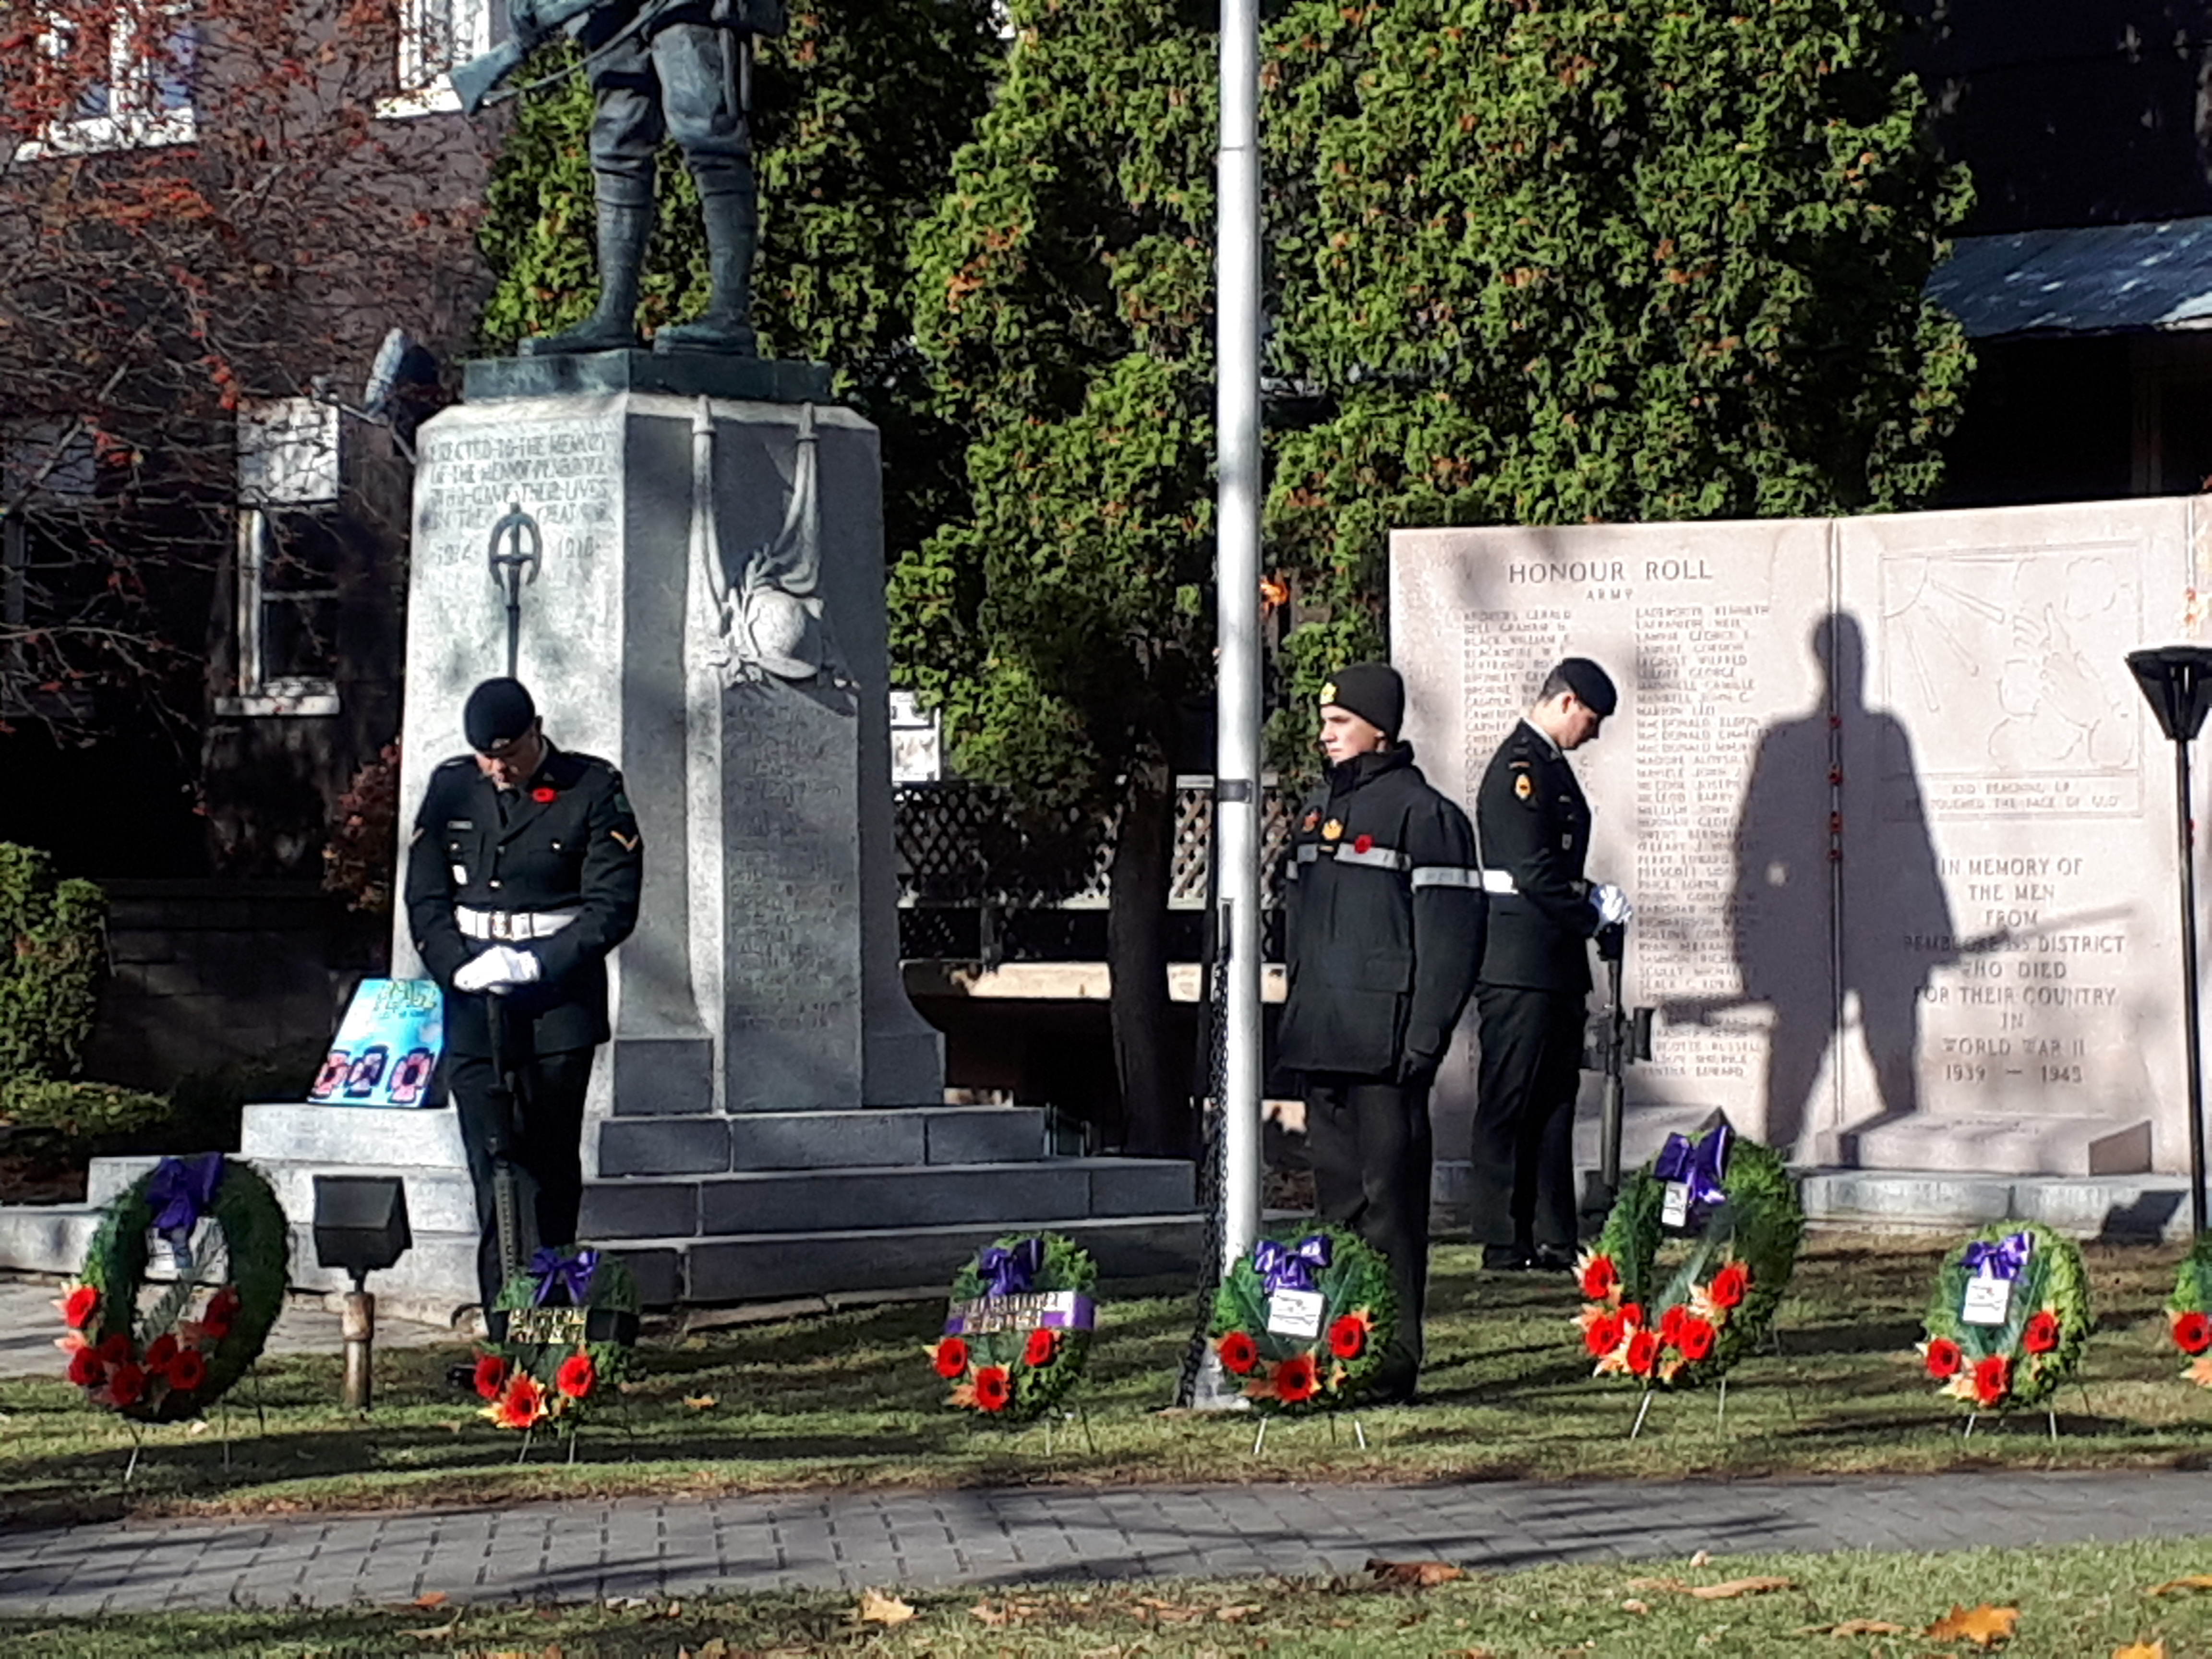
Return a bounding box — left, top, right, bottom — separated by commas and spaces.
5, 1470, 2212, 1616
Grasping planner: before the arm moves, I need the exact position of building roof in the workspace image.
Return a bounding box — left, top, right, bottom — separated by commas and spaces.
1926, 216, 2212, 339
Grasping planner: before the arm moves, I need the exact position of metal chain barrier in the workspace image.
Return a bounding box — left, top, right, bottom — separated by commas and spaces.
1173, 895, 1233, 1407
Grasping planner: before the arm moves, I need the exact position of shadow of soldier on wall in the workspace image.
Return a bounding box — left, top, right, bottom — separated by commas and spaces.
1728, 611, 1952, 1159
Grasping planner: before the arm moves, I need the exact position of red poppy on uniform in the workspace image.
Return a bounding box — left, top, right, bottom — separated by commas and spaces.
532, 786, 557, 804
1352, 834, 1373, 854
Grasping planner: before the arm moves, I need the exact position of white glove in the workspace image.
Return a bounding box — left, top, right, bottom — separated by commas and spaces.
453, 945, 542, 994
1591, 883, 1633, 928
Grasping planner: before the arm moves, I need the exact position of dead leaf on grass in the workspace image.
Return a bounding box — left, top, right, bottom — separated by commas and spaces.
410, 1592, 449, 1610
1367, 1557, 1466, 1587
1689, 1550, 1711, 1566
2114, 1641, 2167, 1659
1924, 1603, 2020, 1647
400, 1620, 459, 1641
969, 1602, 1009, 1627
1216, 1604, 1263, 1623
857, 1587, 916, 1626
682, 1394, 718, 1411
2148, 1576, 2212, 1596
1624, 1575, 1792, 1601
1621, 1599, 1649, 1615
1797, 1619, 1909, 1636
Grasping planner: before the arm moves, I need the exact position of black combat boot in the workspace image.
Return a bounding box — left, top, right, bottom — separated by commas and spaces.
519, 198, 648, 356
654, 174, 758, 355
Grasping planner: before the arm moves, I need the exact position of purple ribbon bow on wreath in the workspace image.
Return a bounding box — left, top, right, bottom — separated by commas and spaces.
529, 1246, 599, 1306
1961, 1231, 2033, 1280
146, 1152, 224, 1262
1253, 1234, 1333, 1295
1653, 1122, 1732, 1229
977, 1238, 1046, 1298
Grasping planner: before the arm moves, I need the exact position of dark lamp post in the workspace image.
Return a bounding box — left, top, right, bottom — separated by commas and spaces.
313, 1175, 413, 1410
2127, 645, 2212, 1237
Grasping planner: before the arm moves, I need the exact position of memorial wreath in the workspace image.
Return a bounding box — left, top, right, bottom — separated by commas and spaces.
930, 1231, 1098, 1421
1577, 1121, 1802, 1390
1210, 1223, 1395, 1413
2168, 1232, 2212, 1387
475, 1245, 641, 1432
58, 1152, 288, 1423
1918, 1220, 2089, 1413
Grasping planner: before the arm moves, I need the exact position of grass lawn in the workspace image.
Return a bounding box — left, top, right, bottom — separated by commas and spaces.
8, 1535, 2212, 1655
4, 1234, 2212, 1527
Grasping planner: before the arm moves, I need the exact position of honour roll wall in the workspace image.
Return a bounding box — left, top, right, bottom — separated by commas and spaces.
1393, 499, 2210, 1206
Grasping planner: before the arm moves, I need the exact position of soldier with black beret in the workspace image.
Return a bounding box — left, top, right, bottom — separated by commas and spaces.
405, 678, 643, 1312
1468, 656, 1628, 1272
1277, 662, 1487, 1402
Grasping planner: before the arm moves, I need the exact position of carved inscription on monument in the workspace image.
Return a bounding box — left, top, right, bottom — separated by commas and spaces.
415, 422, 620, 539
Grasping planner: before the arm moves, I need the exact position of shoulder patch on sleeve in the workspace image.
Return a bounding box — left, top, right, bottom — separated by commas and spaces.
610, 829, 640, 852
1514, 773, 1534, 801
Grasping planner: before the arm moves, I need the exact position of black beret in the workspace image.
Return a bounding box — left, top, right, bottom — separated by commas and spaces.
1551, 656, 1618, 717
1320, 661, 1405, 739
463, 677, 537, 752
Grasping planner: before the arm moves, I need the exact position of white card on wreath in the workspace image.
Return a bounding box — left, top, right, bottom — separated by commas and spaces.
1960, 1275, 2011, 1326
1265, 1288, 1325, 1339
1661, 1180, 1691, 1229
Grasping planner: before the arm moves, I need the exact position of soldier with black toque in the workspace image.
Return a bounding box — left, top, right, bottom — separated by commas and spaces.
405, 678, 643, 1313
1468, 656, 1629, 1272
1277, 662, 1487, 1402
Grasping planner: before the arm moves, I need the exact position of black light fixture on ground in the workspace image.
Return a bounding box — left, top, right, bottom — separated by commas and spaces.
2126, 645, 2212, 1236
312, 1175, 413, 1410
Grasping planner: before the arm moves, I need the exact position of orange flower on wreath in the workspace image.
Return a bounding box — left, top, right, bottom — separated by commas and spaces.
1972, 1354, 2011, 1408
1272, 1353, 1320, 1403
933, 1336, 970, 1378
1577, 1250, 1620, 1303
1326, 1310, 1370, 1360
973, 1366, 1013, 1412
489, 1372, 548, 1429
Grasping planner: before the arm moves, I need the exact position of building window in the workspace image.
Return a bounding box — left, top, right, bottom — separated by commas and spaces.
218, 398, 342, 718
379, 0, 501, 117
19, 3, 196, 158
1, 423, 104, 720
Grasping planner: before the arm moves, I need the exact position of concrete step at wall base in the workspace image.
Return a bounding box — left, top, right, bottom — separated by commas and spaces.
597, 1105, 1052, 1178
582, 1157, 1195, 1239
90, 1155, 479, 1235
0, 1204, 100, 1278
1840, 1115, 2153, 1176
241, 1103, 466, 1167
1801, 1168, 2195, 1243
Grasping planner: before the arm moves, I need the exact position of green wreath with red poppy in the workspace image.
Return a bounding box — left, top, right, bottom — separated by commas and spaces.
1208, 1223, 1395, 1414
1577, 1131, 1801, 1391
474, 1245, 640, 1432
2167, 1232, 2212, 1386
929, 1232, 1098, 1422
1917, 1221, 2089, 1414
59, 1154, 288, 1424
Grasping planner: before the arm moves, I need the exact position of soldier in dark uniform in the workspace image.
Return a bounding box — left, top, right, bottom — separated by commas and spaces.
1468, 657, 1628, 1272
1277, 663, 1486, 1402
404, 678, 644, 1311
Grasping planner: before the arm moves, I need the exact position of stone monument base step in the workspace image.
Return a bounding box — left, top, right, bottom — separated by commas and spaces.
1832, 1114, 2153, 1176
1799, 1168, 2195, 1243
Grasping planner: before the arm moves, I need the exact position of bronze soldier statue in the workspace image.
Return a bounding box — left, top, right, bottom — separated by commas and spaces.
455, 0, 785, 356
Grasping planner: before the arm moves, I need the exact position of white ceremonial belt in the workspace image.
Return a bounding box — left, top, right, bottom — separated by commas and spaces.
1411, 866, 1483, 890
456, 906, 579, 941
1332, 842, 1410, 872
1480, 869, 1518, 895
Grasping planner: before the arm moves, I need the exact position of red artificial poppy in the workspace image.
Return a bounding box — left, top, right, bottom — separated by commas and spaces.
2023, 1310, 2061, 1356
1657, 1304, 1688, 1346
1923, 1337, 1964, 1379
144, 1334, 179, 1376
1624, 1330, 1660, 1377
60, 1285, 98, 1330
973, 1366, 1012, 1412
107, 1361, 147, 1408
1352, 834, 1374, 854
492, 1372, 548, 1429
66, 1346, 105, 1388
532, 786, 557, 803
96, 1334, 131, 1366
1584, 1312, 1624, 1359
167, 1347, 207, 1393
1972, 1353, 2011, 1407
557, 1352, 596, 1400
1327, 1315, 1367, 1360
1579, 1255, 1619, 1302
1023, 1328, 1058, 1369
1618, 1302, 1645, 1329
934, 1336, 970, 1378
474, 1354, 509, 1400
1707, 1262, 1751, 1310
1676, 1316, 1717, 1363
202, 1286, 240, 1340
1216, 1330, 1260, 1375
2175, 1312, 2212, 1356
1273, 1353, 1320, 1403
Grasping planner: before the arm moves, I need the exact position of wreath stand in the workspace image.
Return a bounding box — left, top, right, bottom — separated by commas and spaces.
1624, 1326, 1799, 1441
1251, 1409, 1368, 1455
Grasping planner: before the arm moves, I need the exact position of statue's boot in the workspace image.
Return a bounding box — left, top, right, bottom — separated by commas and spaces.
654, 177, 758, 356
519, 199, 649, 357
